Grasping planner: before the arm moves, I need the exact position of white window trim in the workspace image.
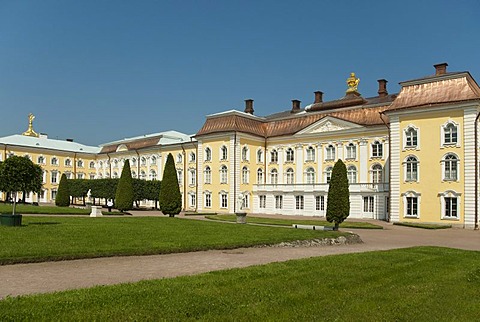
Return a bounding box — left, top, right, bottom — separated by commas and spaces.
305, 167, 315, 184
347, 165, 357, 184
220, 145, 228, 161
305, 146, 315, 162
204, 190, 212, 208
241, 146, 249, 162
204, 147, 212, 162
219, 190, 228, 209
402, 155, 420, 182
403, 124, 420, 150
285, 147, 295, 163
370, 139, 384, 159
402, 190, 421, 218
441, 153, 460, 182
204, 166, 212, 184
370, 163, 383, 184
440, 120, 461, 148
344, 142, 357, 161
256, 148, 264, 164
324, 144, 336, 161
242, 166, 249, 184
439, 190, 461, 220
220, 166, 228, 184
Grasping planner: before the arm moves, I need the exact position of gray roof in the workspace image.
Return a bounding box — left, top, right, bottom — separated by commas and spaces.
0, 134, 101, 154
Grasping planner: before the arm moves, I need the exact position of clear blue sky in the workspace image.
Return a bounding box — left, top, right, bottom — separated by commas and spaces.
1, 0, 479, 145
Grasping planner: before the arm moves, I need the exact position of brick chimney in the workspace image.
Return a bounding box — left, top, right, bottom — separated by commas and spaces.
291, 99, 301, 113
244, 99, 254, 114
377, 79, 388, 98
314, 91, 323, 103
434, 63, 448, 76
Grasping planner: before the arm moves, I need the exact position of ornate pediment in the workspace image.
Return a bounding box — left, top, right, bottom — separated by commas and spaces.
297, 116, 363, 135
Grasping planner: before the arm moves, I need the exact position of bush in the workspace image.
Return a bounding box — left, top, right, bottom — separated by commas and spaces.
55, 174, 70, 207
326, 159, 350, 230
159, 153, 181, 216
114, 160, 134, 212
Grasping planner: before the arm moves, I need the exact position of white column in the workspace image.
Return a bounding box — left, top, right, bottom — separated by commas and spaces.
316, 143, 323, 184
277, 147, 284, 184
389, 117, 401, 223
295, 145, 303, 183
337, 142, 344, 160
464, 107, 477, 228
359, 140, 368, 183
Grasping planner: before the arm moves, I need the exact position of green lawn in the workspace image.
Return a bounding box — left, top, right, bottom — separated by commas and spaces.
0, 203, 90, 214
0, 216, 343, 265
206, 214, 383, 229
1, 247, 479, 321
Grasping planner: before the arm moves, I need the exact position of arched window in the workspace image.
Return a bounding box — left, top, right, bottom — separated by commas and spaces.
242, 147, 249, 162
77, 160, 84, 168
346, 143, 356, 159
37, 156, 45, 164
405, 156, 418, 181
306, 146, 315, 162
140, 170, 146, 180
443, 154, 458, 181
204, 166, 212, 184
205, 147, 212, 161
285, 168, 294, 184
270, 149, 278, 163
149, 170, 157, 181
113, 171, 118, 179
306, 167, 315, 184
131, 158, 137, 166
405, 127, 418, 147
286, 148, 294, 162
372, 141, 383, 158
99, 161, 103, 168
325, 145, 335, 160
242, 166, 249, 184
444, 123, 458, 145
220, 165, 228, 183
141, 157, 147, 166
189, 169, 196, 185
324, 166, 333, 183
257, 149, 263, 163
347, 165, 357, 183
176, 154, 182, 163
372, 164, 383, 183
151, 156, 157, 165
270, 169, 278, 184
257, 168, 264, 184
177, 169, 183, 185
113, 159, 119, 168
51, 157, 58, 166
189, 152, 195, 162
65, 158, 71, 167
131, 171, 137, 179
89, 161, 95, 169
220, 146, 228, 160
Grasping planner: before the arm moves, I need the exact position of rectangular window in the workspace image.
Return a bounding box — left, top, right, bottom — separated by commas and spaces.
444, 197, 458, 218
346, 145, 356, 159
363, 196, 374, 213
205, 193, 211, 208
243, 195, 249, 209
275, 195, 283, 209
406, 197, 418, 217
315, 196, 321, 211
90, 174, 95, 180
51, 171, 58, 184
190, 194, 196, 207
51, 190, 57, 200
221, 193, 228, 208
259, 195, 266, 209
295, 195, 304, 210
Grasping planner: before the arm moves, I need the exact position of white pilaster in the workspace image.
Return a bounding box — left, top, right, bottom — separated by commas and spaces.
296, 145, 303, 183
389, 116, 401, 223
463, 107, 477, 228
359, 139, 368, 183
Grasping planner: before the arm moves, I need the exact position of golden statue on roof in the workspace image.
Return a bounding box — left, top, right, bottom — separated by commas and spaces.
346, 72, 360, 95
22, 113, 39, 137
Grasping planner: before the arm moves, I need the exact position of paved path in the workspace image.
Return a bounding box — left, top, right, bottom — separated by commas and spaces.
1, 219, 479, 299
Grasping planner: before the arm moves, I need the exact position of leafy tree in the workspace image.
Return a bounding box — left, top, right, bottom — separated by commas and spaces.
115, 160, 134, 212
159, 153, 181, 217
326, 159, 350, 231
0, 156, 43, 215
55, 174, 70, 207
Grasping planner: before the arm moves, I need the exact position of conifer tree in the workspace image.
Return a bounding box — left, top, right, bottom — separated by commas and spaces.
55, 173, 70, 207
326, 159, 350, 230
115, 159, 134, 212
159, 153, 181, 217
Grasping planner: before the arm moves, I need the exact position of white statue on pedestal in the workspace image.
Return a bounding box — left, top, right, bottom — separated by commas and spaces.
237, 193, 245, 211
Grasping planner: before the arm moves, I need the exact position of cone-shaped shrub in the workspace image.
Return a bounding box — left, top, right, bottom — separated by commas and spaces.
115, 160, 134, 212
55, 173, 70, 207
326, 159, 350, 230
159, 153, 181, 217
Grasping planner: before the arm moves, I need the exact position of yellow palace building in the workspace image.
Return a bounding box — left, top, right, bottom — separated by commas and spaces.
1, 63, 479, 228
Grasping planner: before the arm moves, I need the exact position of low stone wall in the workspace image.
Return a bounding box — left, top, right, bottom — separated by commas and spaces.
258, 234, 363, 248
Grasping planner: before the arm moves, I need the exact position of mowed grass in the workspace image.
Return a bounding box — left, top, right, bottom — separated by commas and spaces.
1, 247, 480, 321
206, 214, 383, 229
0, 216, 343, 265
0, 203, 89, 214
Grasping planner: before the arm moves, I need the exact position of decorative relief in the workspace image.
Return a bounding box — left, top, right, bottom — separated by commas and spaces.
311, 121, 348, 133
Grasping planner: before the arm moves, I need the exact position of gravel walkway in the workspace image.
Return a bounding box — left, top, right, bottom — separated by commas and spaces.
1, 218, 479, 299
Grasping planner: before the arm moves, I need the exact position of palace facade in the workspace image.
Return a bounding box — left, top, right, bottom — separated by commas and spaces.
1, 63, 479, 228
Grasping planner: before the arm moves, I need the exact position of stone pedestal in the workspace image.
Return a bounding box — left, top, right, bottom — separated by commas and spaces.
235, 212, 247, 224
86, 202, 92, 210
90, 206, 103, 217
